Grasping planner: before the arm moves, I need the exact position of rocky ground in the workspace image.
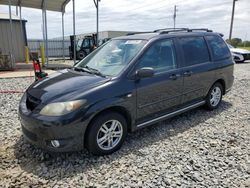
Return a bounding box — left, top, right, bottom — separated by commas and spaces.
0, 63, 249, 187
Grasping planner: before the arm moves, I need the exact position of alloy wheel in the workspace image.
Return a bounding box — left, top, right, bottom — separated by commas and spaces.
210, 86, 222, 107
96, 120, 123, 151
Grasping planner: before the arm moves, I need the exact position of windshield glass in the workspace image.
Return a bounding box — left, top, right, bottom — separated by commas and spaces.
75, 39, 146, 76
76, 39, 83, 51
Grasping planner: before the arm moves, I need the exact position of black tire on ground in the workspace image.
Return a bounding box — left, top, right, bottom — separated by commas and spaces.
76, 51, 86, 60
204, 82, 223, 110
85, 112, 127, 156
235, 60, 244, 63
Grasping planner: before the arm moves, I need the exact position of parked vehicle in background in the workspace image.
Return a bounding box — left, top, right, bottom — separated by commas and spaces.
19, 28, 234, 156
69, 34, 112, 60
228, 44, 250, 63
69, 34, 97, 60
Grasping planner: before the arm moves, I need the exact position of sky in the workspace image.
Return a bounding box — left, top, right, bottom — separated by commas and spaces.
0, 0, 249, 40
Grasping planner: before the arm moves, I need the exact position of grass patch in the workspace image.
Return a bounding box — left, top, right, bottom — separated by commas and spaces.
236, 46, 250, 51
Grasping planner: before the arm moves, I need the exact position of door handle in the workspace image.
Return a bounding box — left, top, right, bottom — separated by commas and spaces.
169, 74, 181, 80
183, 71, 192, 77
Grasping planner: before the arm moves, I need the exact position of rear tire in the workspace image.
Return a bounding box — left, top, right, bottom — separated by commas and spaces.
205, 83, 223, 110
85, 112, 127, 156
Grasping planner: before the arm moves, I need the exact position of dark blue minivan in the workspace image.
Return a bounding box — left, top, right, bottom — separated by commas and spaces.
19, 28, 234, 155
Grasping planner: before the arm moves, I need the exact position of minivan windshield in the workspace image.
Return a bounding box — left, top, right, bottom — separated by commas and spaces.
75, 39, 146, 76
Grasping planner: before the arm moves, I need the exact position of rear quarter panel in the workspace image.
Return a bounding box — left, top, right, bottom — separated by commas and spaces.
210, 57, 234, 94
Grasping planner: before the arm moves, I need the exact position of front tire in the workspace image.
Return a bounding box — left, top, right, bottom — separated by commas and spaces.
85, 112, 127, 156
205, 83, 223, 110
76, 51, 86, 60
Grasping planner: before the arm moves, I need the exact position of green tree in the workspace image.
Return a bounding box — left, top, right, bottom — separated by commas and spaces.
227, 38, 242, 47
242, 41, 250, 47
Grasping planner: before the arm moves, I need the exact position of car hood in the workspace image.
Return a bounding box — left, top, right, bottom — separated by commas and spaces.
27, 69, 111, 103
230, 48, 250, 54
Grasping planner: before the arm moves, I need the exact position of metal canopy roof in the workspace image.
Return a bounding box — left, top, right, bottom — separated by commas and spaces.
0, 13, 22, 20
0, 0, 71, 12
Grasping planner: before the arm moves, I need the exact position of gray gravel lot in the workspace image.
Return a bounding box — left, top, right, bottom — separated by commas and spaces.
0, 64, 250, 187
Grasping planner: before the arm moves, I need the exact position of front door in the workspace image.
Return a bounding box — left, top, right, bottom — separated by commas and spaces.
135, 39, 183, 124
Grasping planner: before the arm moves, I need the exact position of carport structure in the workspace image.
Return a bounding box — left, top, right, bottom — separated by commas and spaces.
0, 0, 76, 66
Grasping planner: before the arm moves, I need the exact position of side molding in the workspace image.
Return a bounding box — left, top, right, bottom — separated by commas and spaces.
137, 101, 206, 128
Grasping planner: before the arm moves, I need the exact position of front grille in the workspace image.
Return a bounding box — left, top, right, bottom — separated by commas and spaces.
243, 54, 250, 60
26, 94, 41, 111
22, 126, 37, 141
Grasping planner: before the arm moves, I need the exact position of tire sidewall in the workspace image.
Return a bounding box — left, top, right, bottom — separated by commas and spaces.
86, 112, 127, 155
206, 83, 223, 110
77, 51, 86, 60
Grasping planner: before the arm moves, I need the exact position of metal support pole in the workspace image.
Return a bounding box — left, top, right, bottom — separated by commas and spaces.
62, 12, 65, 61
173, 5, 177, 29
229, 0, 237, 41
44, 5, 49, 66
19, 5, 26, 63
73, 0, 76, 64
42, 10, 46, 47
19, 6, 23, 41
93, 0, 100, 46
8, 0, 15, 67
16, 6, 18, 16
96, 0, 99, 46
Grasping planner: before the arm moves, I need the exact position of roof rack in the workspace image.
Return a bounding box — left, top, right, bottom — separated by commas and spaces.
187, 28, 213, 32
159, 28, 213, 34
159, 28, 189, 34
126, 31, 154, 36
127, 28, 214, 35
154, 28, 189, 32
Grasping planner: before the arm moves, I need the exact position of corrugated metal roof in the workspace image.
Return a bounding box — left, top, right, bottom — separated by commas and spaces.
0, 0, 70, 12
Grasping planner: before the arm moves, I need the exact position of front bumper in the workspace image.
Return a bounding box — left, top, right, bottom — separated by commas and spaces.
243, 53, 250, 61
232, 53, 244, 62
19, 94, 88, 152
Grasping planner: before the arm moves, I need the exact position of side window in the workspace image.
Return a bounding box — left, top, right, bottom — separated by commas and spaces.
137, 39, 177, 73
206, 35, 231, 61
180, 37, 210, 66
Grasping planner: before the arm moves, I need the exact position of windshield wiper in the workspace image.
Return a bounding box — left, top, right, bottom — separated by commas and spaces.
73, 66, 106, 77
73, 67, 92, 74
84, 66, 106, 77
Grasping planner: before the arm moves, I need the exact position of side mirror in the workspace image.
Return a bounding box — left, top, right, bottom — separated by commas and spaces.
136, 67, 154, 79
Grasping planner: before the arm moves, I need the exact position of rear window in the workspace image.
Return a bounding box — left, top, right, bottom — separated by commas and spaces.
180, 37, 210, 66
206, 35, 231, 61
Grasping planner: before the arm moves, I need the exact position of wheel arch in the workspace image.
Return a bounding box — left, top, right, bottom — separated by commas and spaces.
84, 106, 132, 145
214, 79, 226, 95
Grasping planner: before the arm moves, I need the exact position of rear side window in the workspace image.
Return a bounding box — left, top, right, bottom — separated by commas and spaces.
206, 35, 231, 61
180, 37, 210, 66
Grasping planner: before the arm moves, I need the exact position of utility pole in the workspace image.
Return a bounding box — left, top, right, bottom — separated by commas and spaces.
73, 0, 76, 65
229, 0, 238, 41
173, 5, 177, 29
93, 0, 101, 47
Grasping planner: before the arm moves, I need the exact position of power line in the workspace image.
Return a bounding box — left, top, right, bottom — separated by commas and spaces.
101, 0, 184, 14
99, 1, 232, 22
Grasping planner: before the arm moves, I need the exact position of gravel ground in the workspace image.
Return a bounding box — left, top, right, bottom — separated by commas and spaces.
0, 64, 249, 187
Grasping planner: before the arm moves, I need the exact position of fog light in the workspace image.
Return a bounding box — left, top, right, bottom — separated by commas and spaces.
51, 140, 60, 148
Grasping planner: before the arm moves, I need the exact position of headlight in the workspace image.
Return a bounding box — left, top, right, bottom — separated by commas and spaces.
40, 100, 86, 116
